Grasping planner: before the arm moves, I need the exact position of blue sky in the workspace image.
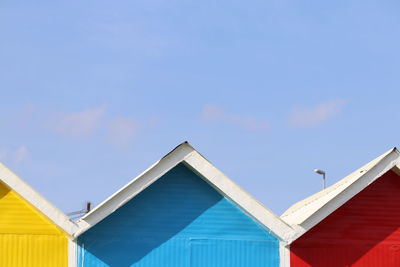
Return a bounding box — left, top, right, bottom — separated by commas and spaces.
1, 0, 400, 215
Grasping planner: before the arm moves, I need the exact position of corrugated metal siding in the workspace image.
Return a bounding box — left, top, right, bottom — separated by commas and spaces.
291, 170, 400, 267
0, 182, 68, 267
78, 163, 280, 266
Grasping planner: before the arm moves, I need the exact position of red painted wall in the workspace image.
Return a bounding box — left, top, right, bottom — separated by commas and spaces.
291, 170, 400, 267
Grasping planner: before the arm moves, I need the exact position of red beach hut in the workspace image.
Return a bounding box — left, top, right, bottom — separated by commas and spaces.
282, 148, 400, 267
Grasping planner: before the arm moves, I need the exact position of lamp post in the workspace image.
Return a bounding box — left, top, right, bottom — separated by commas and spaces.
314, 169, 326, 189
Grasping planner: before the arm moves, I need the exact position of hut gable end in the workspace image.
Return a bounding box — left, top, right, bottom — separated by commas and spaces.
291, 170, 400, 267
0, 164, 75, 267
78, 164, 280, 266
0, 181, 63, 235
76, 142, 293, 267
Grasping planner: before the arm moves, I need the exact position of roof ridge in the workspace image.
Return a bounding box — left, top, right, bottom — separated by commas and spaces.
76, 142, 295, 241
281, 147, 397, 220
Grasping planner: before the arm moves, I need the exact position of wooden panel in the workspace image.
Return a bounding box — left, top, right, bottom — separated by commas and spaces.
190, 239, 278, 267
78, 163, 280, 266
0, 234, 67, 267
0, 181, 68, 266
0, 182, 63, 235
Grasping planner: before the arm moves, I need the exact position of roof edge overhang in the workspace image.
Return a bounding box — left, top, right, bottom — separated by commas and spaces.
284, 147, 400, 244
0, 163, 78, 236
75, 142, 295, 242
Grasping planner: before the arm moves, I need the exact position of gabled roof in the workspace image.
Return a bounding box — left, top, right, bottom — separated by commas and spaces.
281, 147, 400, 243
0, 163, 78, 236
75, 142, 295, 241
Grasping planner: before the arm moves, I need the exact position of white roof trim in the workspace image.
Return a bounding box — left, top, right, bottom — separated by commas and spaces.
76, 142, 295, 241
0, 163, 78, 236
281, 147, 400, 243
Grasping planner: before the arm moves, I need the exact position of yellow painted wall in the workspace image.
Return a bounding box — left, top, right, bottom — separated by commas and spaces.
0, 181, 68, 267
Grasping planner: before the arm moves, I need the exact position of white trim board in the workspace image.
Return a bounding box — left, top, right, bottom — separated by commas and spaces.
68, 238, 77, 267
279, 243, 290, 267
0, 163, 78, 236
281, 147, 400, 243
75, 142, 295, 241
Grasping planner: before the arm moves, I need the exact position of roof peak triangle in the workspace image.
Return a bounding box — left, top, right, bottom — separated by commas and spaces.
76, 141, 296, 242
0, 162, 78, 236
281, 147, 400, 243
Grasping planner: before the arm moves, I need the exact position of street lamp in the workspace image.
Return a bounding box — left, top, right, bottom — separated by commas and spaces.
314, 169, 326, 189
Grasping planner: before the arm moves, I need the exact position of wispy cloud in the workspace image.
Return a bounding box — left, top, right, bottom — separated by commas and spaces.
52, 105, 152, 147
107, 117, 141, 147
201, 104, 270, 131
0, 146, 30, 164
201, 104, 225, 121
288, 99, 347, 127
14, 146, 30, 163
55, 105, 106, 138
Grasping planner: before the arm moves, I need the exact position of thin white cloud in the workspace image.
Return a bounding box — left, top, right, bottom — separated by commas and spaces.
52, 105, 149, 146
9, 104, 153, 148
0, 146, 30, 164
201, 104, 270, 131
107, 117, 141, 147
55, 105, 106, 138
289, 99, 347, 127
201, 104, 225, 121
14, 146, 30, 163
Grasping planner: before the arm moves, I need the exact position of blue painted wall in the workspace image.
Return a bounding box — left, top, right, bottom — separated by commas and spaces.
78, 163, 280, 267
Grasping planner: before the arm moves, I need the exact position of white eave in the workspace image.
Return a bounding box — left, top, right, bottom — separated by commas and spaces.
75, 142, 295, 242
281, 147, 400, 243
0, 163, 78, 236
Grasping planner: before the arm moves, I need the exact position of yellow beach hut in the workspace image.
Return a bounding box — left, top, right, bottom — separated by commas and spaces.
0, 163, 77, 267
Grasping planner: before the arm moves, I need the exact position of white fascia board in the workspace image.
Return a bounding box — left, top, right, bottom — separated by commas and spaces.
75, 143, 195, 236
288, 149, 400, 243
76, 142, 295, 242
183, 151, 295, 241
0, 163, 78, 236
281, 148, 395, 224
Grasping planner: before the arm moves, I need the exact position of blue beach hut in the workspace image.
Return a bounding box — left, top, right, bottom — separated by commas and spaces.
75, 142, 294, 267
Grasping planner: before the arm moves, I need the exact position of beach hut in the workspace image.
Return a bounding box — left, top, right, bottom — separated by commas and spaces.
282, 148, 400, 266
0, 163, 77, 266
75, 142, 294, 267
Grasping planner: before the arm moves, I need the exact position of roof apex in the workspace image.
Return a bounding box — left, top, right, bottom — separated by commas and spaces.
76, 142, 295, 241
281, 147, 400, 243
0, 163, 78, 236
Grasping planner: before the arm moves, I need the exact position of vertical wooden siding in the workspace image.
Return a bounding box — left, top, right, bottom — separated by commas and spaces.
291, 170, 400, 267
78, 163, 280, 267
0, 182, 68, 267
